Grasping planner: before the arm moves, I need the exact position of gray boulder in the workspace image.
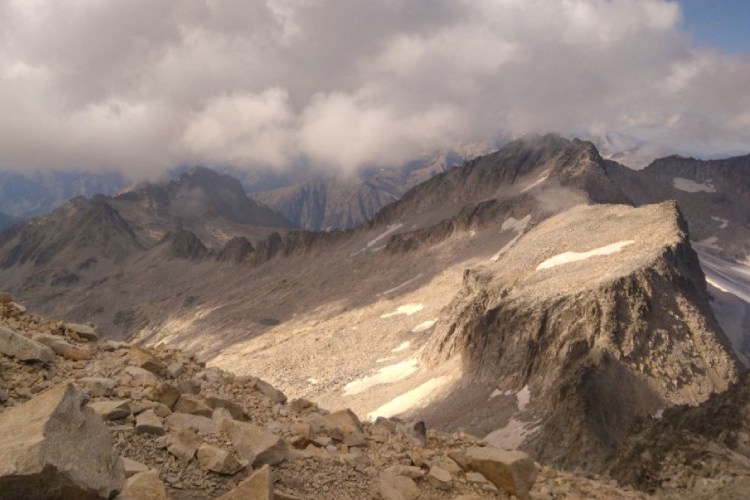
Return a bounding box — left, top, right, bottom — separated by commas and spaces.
0, 325, 55, 363
0, 384, 125, 498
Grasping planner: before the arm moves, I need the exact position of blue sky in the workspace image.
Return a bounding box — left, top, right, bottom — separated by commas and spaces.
680, 0, 750, 53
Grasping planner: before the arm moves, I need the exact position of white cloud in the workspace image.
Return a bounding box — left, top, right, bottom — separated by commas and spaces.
0, 0, 749, 177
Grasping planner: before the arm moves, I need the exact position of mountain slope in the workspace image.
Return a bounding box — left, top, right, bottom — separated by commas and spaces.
253, 151, 466, 230
110, 167, 293, 247
0, 212, 20, 232
605, 154, 750, 366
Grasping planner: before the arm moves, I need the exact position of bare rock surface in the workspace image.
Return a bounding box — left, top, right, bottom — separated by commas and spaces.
0, 383, 124, 499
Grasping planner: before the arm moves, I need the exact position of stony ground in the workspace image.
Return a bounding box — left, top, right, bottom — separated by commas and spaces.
0, 295, 654, 499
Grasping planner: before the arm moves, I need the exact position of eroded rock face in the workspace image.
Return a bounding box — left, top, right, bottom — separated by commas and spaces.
427, 203, 739, 470
0, 384, 124, 499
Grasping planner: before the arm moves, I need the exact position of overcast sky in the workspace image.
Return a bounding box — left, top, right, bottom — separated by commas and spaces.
1, 0, 749, 178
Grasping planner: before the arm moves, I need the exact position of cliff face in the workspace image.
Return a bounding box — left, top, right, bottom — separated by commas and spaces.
425, 203, 739, 470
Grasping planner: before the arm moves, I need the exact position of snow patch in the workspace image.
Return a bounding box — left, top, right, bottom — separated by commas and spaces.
381, 303, 424, 318
367, 376, 451, 419
484, 418, 540, 450
367, 223, 403, 249
711, 216, 729, 229
377, 274, 424, 297
521, 170, 550, 193
536, 240, 634, 270
343, 359, 418, 396
517, 385, 531, 411
673, 177, 716, 193
392, 341, 411, 353
491, 214, 531, 262
699, 251, 750, 366
411, 320, 436, 333
694, 236, 722, 252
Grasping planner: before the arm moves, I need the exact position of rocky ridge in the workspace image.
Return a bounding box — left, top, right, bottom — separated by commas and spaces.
425, 202, 739, 470
0, 295, 650, 499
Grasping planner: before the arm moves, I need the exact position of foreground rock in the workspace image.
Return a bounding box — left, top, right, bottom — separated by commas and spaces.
464, 447, 537, 498
0, 325, 55, 362
0, 384, 124, 498
117, 470, 167, 500
218, 465, 273, 500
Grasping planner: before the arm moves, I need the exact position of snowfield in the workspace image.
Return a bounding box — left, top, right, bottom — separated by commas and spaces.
381, 303, 424, 318
491, 214, 531, 262
672, 177, 716, 193
536, 240, 634, 270
343, 358, 418, 396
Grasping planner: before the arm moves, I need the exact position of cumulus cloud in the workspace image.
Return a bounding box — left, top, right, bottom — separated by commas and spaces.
0, 0, 749, 178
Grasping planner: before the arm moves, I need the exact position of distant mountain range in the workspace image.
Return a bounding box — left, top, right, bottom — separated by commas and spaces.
0, 170, 126, 219
251, 151, 471, 230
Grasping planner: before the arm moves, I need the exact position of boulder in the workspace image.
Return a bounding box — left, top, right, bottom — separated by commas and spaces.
135, 410, 165, 436
121, 458, 149, 478
206, 394, 247, 421
164, 412, 216, 435
383, 465, 425, 479
117, 470, 167, 500
144, 383, 180, 409
124, 366, 160, 387
379, 473, 420, 500
128, 347, 166, 376
166, 361, 184, 379
33, 333, 91, 361
173, 394, 213, 417
212, 407, 236, 433
78, 377, 117, 397
464, 447, 537, 499
227, 421, 289, 466
254, 378, 287, 403
89, 400, 131, 421
196, 443, 246, 475
177, 379, 201, 395
218, 465, 273, 500
427, 466, 452, 490
65, 322, 99, 342
323, 409, 366, 445
0, 384, 124, 498
167, 429, 202, 461
0, 325, 55, 363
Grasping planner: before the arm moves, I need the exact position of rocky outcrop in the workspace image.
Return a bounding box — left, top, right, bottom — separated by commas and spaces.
427, 202, 739, 470
216, 237, 255, 263
159, 230, 208, 261
0, 384, 124, 499
610, 370, 750, 498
